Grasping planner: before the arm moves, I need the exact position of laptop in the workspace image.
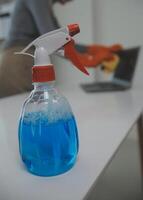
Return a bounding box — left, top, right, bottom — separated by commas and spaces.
81, 47, 140, 92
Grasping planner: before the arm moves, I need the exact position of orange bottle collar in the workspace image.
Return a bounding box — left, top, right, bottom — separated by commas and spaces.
32, 65, 55, 82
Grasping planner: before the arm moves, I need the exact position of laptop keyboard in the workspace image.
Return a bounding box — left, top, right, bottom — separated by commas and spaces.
81, 82, 128, 92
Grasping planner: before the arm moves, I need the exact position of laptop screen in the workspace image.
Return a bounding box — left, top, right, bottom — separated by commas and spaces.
113, 47, 140, 83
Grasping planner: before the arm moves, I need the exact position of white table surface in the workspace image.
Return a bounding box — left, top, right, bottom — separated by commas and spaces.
0, 50, 143, 200
0, 85, 143, 200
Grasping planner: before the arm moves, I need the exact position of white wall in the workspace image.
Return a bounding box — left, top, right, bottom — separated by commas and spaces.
92, 0, 143, 47
54, 0, 94, 45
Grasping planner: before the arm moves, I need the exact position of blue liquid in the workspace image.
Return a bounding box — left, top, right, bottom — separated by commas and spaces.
18, 113, 79, 176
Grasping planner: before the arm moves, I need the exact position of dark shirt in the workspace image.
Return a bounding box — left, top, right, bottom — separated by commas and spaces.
5, 0, 59, 48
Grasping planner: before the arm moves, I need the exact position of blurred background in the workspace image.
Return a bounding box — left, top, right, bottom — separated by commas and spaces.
0, 0, 143, 199
1, 0, 143, 85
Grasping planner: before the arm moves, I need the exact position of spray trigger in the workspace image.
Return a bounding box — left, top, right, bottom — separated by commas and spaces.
15, 24, 89, 76
64, 39, 89, 75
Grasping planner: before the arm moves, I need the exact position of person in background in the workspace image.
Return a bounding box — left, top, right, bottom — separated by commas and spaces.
0, 0, 122, 98
0, 0, 72, 97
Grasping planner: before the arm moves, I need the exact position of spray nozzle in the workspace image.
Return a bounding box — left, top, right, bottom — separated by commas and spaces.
68, 24, 80, 36
15, 24, 89, 76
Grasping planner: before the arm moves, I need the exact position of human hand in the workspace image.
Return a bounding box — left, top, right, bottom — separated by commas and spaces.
87, 44, 123, 55
76, 44, 123, 68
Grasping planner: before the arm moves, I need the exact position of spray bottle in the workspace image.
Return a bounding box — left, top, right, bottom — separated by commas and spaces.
17, 24, 89, 176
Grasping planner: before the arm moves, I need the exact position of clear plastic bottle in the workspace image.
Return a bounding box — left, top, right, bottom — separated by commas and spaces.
17, 24, 89, 177
18, 81, 79, 176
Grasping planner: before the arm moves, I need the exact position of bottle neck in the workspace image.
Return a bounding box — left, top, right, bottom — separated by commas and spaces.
33, 81, 55, 91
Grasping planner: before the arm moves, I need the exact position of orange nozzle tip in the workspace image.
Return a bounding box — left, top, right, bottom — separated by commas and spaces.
68, 24, 80, 36
81, 66, 90, 75
85, 69, 90, 76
